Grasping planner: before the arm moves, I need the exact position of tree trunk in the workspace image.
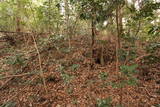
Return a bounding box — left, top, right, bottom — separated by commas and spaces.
116, 5, 122, 105
119, 7, 123, 38
16, 0, 21, 32
116, 7, 120, 88
91, 19, 96, 58
100, 45, 104, 66
48, 0, 51, 33
64, 0, 71, 49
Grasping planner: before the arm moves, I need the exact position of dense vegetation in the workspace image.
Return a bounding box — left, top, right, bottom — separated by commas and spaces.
0, 0, 160, 106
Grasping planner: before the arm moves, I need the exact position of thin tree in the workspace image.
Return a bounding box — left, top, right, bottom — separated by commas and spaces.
16, 0, 21, 32
64, 0, 71, 49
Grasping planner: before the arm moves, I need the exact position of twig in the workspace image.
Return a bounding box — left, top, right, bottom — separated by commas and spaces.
0, 78, 12, 89
135, 54, 150, 62
0, 72, 35, 89
0, 72, 34, 80
31, 33, 48, 93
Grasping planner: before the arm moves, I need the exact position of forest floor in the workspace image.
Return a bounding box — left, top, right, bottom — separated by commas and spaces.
0, 33, 160, 107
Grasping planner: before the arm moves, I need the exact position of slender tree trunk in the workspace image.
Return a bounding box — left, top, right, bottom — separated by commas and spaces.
91, 19, 96, 59
116, 5, 123, 106
119, 7, 123, 38
16, 17, 20, 32
48, 0, 51, 33
100, 44, 104, 66
64, 0, 71, 49
116, 6, 120, 72
16, 0, 21, 32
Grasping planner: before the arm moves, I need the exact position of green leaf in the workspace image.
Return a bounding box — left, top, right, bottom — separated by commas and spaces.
127, 78, 138, 86
99, 72, 108, 80
71, 64, 80, 71
61, 73, 74, 84
97, 97, 112, 107
128, 64, 138, 72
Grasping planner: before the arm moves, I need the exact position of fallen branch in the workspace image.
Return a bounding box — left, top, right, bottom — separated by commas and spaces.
0, 72, 34, 80
0, 78, 12, 90
0, 30, 51, 35
0, 73, 35, 89
135, 54, 150, 62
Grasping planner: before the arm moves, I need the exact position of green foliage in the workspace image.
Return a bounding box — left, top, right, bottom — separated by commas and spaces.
50, 34, 66, 41
72, 0, 124, 29
135, 1, 160, 19
111, 64, 138, 88
0, 101, 16, 107
122, 33, 137, 44
120, 64, 138, 76
97, 97, 112, 107
156, 89, 160, 95
98, 72, 108, 80
72, 98, 78, 105
120, 64, 138, 86
144, 42, 160, 64
66, 87, 73, 94
0, 74, 5, 80
0, 69, 6, 73
115, 104, 124, 107
70, 64, 80, 71
56, 64, 65, 72
148, 25, 160, 38
4, 54, 26, 66
97, 40, 108, 45
154, 104, 160, 107
61, 72, 74, 84
145, 42, 160, 53
143, 55, 160, 64
111, 81, 126, 89
0, 0, 62, 32
60, 47, 71, 53
124, 0, 160, 41
118, 48, 137, 62
127, 77, 138, 86
32, 0, 62, 32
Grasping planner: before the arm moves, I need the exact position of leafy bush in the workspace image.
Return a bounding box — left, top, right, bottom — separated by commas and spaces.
119, 64, 138, 86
